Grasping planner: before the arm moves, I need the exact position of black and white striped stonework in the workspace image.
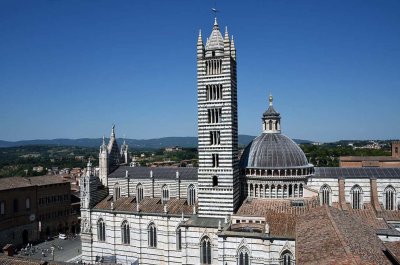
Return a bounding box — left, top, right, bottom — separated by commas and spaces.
197, 19, 240, 218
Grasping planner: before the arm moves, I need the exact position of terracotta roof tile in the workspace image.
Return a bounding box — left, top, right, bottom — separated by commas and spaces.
296, 206, 391, 265
235, 198, 320, 238
94, 196, 195, 215
384, 241, 400, 263
0, 175, 66, 191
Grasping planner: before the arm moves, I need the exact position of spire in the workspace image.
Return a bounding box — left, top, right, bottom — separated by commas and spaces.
111, 124, 115, 139
197, 30, 203, 45
86, 158, 93, 176
205, 17, 224, 51
214, 17, 218, 28
102, 135, 106, 146
230, 35, 236, 60
269, 94, 273, 106
224, 26, 229, 40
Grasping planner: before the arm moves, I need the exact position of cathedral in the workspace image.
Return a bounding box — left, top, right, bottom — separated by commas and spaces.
80, 18, 400, 265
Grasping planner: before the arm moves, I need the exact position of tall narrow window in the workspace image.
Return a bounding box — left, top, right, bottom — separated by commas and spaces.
162, 185, 169, 204
121, 221, 130, 244
176, 227, 182, 250
351, 185, 363, 209
0, 201, 5, 215
148, 223, 157, 248
137, 183, 144, 202
97, 219, 106, 242
209, 131, 221, 145
320, 185, 331, 206
13, 199, 18, 213
25, 198, 31, 210
384, 186, 396, 210
207, 108, 222, 123
280, 250, 294, 265
200, 236, 212, 264
188, 185, 196, 205
238, 247, 250, 265
206, 84, 223, 101
212, 154, 219, 168
205, 59, 222, 75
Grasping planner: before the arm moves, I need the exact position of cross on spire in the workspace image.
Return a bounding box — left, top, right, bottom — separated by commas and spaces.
211, 0, 219, 18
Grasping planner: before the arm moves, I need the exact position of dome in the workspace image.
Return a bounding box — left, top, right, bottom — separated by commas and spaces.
240, 133, 310, 169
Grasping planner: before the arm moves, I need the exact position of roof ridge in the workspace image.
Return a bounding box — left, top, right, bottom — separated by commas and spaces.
325, 207, 359, 265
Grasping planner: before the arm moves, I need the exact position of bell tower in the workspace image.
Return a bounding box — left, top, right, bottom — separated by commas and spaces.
197, 18, 239, 218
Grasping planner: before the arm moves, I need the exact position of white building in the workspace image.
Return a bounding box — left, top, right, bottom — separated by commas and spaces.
80, 17, 400, 265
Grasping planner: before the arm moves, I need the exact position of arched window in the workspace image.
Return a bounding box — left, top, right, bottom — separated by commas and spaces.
384, 186, 396, 210
121, 221, 130, 244
188, 185, 196, 205
25, 197, 31, 210
137, 183, 144, 202
212, 176, 218, 187
176, 227, 182, 250
148, 223, 157, 248
200, 236, 212, 264
269, 120, 273, 130
162, 185, 169, 204
280, 250, 294, 265
320, 184, 331, 206
237, 247, 250, 265
97, 219, 105, 242
351, 185, 363, 209
114, 183, 120, 200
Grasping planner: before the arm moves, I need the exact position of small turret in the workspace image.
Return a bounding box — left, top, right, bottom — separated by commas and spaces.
120, 139, 129, 164
262, 94, 281, 134
99, 135, 109, 186
224, 26, 231, 55
197, 30, 205, 59
230, 35, 236, 60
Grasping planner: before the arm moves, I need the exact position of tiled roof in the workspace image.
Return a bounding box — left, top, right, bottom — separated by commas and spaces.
108, 166, 197, 180
340, 156, 400, 161
182, 216, 222, 228
0, 256, 71, 265
348, 203, 389, 230
314, 167, 400, 179
296, 206, 391, 265
94, 195, 195, 215
235, 198, 320, 238
384, 241, 400, 263
0, 175, 66, 191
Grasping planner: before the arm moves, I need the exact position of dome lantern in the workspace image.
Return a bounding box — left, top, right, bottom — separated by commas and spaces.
262, 94, 281, 134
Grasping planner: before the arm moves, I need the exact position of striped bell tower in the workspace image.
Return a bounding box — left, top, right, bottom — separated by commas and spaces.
197, 18, 239, 218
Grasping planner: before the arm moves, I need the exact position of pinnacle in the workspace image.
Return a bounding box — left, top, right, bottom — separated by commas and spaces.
224, 26, 229, 40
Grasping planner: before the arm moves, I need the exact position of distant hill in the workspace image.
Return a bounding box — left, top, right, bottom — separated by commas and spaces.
0, 135, 312, 149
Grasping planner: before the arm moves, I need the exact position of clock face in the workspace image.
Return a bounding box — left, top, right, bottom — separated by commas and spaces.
29, 213, 36, 221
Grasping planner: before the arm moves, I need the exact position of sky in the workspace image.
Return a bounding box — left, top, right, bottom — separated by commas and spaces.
0, 0, 399, 142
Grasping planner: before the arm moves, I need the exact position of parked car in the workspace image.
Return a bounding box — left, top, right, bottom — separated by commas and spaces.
58, 233, 67, 240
